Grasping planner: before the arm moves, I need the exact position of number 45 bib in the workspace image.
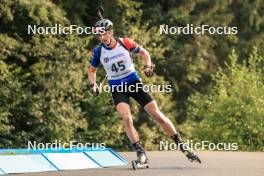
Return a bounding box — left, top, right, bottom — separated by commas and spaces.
100, 42, 136, 80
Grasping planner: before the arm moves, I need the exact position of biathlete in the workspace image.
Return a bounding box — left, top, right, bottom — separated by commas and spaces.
87, 19, 201, 169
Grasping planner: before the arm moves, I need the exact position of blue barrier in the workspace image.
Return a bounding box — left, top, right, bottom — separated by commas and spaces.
0, 168, 6, 175
42, 152, 101, 170
0, 148, 127, 175
0, 155, 57, 174
85, 150, 128, 167
0, 147, 109, 154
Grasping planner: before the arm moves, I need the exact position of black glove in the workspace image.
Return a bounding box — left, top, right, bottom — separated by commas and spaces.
144, 64, 155, 77
90, 83, 99, 96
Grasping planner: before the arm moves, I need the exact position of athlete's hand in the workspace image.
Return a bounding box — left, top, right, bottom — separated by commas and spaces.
144, 64, 155, 77
90, 83, 99, 96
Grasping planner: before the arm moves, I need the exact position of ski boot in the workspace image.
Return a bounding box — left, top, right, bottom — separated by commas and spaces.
131, 142, 149, 170
171, 133, 202, 164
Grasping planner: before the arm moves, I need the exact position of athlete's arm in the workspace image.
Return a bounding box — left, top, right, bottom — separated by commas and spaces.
88, 47, 101, 96
88, 47, 101, 84
122, 38, 151, 66
139, 47, 152, 67
87, 65, 97, 86
140, 47, 154, 77
123, 38, 154, 77
87, 65, 99, 96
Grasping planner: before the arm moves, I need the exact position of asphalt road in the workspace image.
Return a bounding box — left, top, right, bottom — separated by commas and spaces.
11, 151, 264, 176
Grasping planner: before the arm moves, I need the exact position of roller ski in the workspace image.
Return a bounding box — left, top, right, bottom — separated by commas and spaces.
132, 142, 149, 170
182, 148, 201, 163
132, 152, 149, 170
171, 133, 202, 164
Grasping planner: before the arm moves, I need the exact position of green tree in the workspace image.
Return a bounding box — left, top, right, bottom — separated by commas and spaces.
0, 0, 175, 150
140, 0, 264, 123
187, 48, 264, 151
0, 0, 89, 147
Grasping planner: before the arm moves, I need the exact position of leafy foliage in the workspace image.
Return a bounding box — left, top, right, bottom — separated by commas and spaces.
187, 48, 264, 151
1, 0, 264, 151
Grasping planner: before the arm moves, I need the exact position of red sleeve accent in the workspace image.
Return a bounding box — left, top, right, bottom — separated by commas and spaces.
122, 38, 137, 51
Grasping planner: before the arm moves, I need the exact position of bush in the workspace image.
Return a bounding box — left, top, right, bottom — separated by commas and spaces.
187, 48, 264, 151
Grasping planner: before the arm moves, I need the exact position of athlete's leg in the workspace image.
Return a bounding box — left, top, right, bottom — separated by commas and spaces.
131, 80, 201, 163
116, 102, 147, 164
116, 102, 139, 144
111, 86, 147, 163
144, 100, 177, 136
144, 100, 201, 163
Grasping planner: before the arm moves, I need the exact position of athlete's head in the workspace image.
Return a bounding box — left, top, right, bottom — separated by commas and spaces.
95, 19, 114, 46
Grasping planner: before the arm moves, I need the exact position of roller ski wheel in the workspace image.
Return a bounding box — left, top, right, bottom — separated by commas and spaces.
186, 151, 202, 164
132, 159, 149, 170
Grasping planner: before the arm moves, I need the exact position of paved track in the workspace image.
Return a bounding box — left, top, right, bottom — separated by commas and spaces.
11, 151, 264, 176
